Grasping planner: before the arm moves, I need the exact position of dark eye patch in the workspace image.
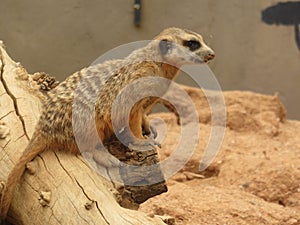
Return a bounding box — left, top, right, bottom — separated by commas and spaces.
183, 40, 202, 51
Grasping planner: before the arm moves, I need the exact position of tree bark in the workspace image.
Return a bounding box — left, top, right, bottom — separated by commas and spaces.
0, 41, 167, 225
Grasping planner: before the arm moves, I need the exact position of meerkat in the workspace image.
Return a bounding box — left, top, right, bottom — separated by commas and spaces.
0, 27, 215, 218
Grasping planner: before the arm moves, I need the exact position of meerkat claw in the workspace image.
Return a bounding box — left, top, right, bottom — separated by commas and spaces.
148, 138, 161, 148
155, 141, 162, 148
128, 134, 162, 150
149, 124, 158, 139
149, 130, 161, 148
128, 139, 155, 151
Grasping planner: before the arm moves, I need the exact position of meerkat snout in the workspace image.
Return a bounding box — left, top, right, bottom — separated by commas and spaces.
203, 50, 215, 63
195, 44, 215, 63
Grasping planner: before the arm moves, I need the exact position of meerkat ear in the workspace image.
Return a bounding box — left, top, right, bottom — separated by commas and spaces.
159, 39, 173, 55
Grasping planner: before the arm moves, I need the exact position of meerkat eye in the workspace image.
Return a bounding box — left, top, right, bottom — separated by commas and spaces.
183, 40, 202, 51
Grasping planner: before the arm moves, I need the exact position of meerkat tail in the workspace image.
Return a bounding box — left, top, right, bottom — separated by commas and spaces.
0, 134, 46, 219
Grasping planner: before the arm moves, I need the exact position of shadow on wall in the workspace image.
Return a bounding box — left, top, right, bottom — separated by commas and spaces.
262, 1, 300, 51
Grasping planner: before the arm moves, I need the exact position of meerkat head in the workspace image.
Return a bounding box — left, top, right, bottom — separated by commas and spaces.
155, 27, 215, 66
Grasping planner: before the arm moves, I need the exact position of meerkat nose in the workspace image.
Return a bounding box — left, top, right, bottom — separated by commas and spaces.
205, 51, 215, 62
208, 50, 215, 59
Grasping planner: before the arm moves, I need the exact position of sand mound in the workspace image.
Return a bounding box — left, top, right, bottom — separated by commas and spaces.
140, 86, 300, 225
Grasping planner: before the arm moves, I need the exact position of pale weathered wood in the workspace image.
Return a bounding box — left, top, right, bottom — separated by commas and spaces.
0, 41, 166, 225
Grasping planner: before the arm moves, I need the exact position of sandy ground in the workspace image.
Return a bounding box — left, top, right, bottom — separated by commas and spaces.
139, 87, 300, 225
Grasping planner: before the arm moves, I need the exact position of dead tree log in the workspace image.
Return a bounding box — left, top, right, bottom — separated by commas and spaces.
0, 41, 167, 225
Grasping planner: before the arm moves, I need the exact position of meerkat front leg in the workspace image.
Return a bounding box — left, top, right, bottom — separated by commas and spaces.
142, 100, 159, 138
142, 113, 151, 135
142, 114, 157, 139
129, 108, 144, 140
118, 108, 159, 150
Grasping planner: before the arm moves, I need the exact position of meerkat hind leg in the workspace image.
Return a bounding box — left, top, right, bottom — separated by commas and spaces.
93, 142, 120, 168
81, 146, 122, 184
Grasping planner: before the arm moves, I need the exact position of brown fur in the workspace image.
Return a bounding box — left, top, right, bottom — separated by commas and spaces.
0, 27, 214, 218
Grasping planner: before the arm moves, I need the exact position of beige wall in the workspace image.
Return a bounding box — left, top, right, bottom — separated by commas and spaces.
0, 0, 299, 118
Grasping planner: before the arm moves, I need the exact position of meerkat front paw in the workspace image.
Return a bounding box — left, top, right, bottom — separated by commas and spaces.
118, 126, 161, 151
128, 137, 161, 151
142, 123, 158, 139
